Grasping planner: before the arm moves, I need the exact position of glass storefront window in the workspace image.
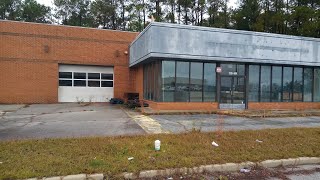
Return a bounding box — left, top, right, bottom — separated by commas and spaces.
282, 67, 293, 102
203, 63, 216, 102
190, 62, 203, 102
293, 67, 303, 101
304, 68, 313, 102
161, 61, 175, 102
220, 64, 245, 76
271, 66, 282, 102
175, 62, 190, 102
248, 65, 260, 102
314, 68, 320, 102
260, 66, 271, 102
145, 60, 317, 104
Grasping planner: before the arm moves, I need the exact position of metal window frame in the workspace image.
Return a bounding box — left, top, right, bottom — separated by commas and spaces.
281, 66, 284, 102
202, 62, 205, 102
258, 65, 261, 102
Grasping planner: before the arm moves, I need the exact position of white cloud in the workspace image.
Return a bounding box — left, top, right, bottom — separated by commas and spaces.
36, 0, 53, 7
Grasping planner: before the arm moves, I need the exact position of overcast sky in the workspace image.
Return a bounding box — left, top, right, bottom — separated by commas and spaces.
36, 0, 238, 9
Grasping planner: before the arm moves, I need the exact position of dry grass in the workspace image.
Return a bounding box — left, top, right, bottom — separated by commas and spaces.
1, 128, 320, 179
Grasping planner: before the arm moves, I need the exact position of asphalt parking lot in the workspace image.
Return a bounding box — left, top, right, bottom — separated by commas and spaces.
0, 103, 145, 140
1, 103, 320, 140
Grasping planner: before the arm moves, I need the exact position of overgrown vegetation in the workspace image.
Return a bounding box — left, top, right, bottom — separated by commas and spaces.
0, 127, 320, 179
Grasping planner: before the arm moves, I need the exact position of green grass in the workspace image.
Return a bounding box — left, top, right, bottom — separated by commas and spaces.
1, 128, 320, 179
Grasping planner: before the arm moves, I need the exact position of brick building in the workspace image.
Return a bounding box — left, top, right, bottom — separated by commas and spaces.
1, 20, 320, 110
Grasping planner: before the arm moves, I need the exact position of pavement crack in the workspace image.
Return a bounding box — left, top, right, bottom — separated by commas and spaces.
176, 121, 189, 132
121, 108, 169, 134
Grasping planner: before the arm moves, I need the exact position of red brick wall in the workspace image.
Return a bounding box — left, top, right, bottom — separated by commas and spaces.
142, 101, 320, 111
144, 100, 219, 111
0, 20, 138, 103
0, 61, 58, 103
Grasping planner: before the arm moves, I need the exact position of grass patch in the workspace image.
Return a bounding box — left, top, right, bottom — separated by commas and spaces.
1, 128, 320, 179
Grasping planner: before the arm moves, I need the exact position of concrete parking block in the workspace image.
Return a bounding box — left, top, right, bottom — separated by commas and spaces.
44, 177, 62, 180
139, 170, 158, 178
281, 158, 300, 166
87, 174, 103, 180
260, 159, 283, 168
298, 157, 320, 165
123, 173, 137, 179
221, 163, 239, 172
63, 174, 86, 180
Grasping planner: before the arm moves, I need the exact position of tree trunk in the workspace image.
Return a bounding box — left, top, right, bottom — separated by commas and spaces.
184, 1, 188, 25
143, 0, 146, 27
122, 0, 125, 30
171, 2, 175, 23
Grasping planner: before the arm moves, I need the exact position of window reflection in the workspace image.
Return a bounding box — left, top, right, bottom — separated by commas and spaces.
304, 68, 313, 102
144, 60, 317, 103
203, 63, 216, 102
190, 62, 203, 102
161, 61, 175, 102
283, 67, 293, 102
271, 66, 282, 102
293, 67, 303, 101
260, 66, 271, 102
249, 65, 259, 101
175, 62, 190, 102
314, 68, 320, 102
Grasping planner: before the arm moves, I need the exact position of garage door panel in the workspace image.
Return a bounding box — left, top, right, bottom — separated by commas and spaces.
58, 87, 113, 102
58, 65, 114, 102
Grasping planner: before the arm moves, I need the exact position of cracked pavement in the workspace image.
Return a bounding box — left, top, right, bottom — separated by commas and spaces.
0, 103, 145, 140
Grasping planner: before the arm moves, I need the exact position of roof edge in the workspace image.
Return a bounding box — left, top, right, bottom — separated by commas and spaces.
148, 22, 320, 42
0, 20, 138, 34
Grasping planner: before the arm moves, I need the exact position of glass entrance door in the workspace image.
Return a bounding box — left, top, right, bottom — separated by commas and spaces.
220, 76, 245, 109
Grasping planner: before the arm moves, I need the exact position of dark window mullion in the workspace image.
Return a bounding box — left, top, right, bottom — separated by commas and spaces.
258, 65, 261, 102
270, 66, 272, 102
312, 67, 315, 102
174, 61, 177, 102
281, 66, 283, 102
202, 63, 205, 102
302, 67, 305, 102
292, 67, 294, 102
188, 62, 191, 102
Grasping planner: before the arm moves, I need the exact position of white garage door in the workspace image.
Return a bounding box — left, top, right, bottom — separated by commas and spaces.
58, 65, 114, 102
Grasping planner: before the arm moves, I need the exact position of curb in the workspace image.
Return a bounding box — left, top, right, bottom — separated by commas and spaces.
24, 157, 320, 180
26, 174, 104, 180
123, 157, 320, 179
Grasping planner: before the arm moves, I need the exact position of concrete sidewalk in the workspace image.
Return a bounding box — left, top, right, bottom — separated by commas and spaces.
150, 114, 320, 133
141, 107, 320, 117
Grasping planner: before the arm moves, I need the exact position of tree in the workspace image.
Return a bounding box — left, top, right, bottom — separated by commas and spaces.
149, 0, 164, 22
0, 0, 21, 20
177, 0, 192, 25
127, 0, 145, 31
232, 0, 261, 31
289, 0, 318, 37
164, 0, 176, 23
54, 0, 94, 27
21, 0, 51, 23
91, 0, 118, 29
